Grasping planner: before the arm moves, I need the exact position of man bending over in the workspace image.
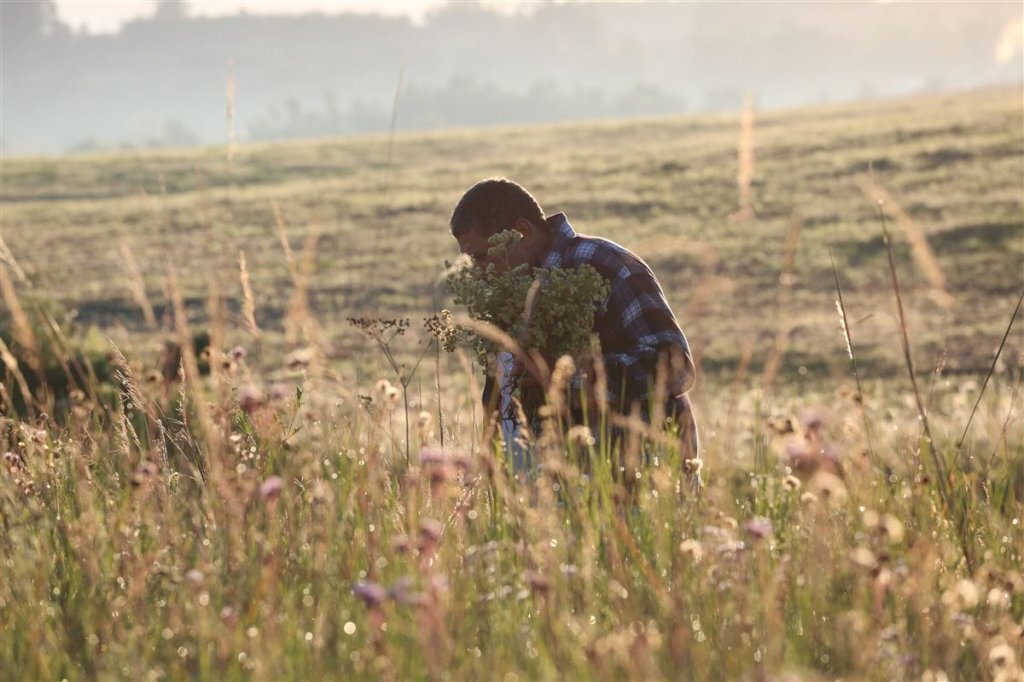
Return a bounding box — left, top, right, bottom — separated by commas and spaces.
450, 177, 699, 463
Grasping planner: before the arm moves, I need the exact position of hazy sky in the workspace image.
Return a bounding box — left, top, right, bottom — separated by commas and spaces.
54, 1, 532, 33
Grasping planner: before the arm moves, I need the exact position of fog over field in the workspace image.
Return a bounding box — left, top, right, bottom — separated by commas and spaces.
2, 1, 1021, 153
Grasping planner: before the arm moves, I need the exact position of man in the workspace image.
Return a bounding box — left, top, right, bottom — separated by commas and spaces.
450, 177, 699, 463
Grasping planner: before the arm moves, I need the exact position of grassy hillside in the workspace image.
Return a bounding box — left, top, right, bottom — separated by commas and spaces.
3, 87, 1022, 380
1, 88, 1022, 681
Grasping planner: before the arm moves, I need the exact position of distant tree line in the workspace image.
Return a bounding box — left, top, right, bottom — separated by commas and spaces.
1, 1, 1019, 153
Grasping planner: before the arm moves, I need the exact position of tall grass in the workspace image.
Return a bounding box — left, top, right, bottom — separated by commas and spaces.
1, 224, 1021, 680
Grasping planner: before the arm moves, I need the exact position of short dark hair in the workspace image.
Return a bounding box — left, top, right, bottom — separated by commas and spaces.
450, 178, 547, 237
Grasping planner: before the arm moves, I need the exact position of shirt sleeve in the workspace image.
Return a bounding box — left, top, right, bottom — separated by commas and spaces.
575, 266, 693, 410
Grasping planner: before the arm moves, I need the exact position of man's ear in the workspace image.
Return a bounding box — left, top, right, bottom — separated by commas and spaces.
512, 217, 537, 244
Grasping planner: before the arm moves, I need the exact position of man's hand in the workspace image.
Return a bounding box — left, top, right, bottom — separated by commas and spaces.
509, 356, 544, 391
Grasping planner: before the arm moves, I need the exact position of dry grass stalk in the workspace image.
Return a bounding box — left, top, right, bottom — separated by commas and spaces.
283, 220, 322, 347
0, 235, 27, 282
118, 240, 158, 329
957, 288, 1023, 452
829, 246, 877, 464
206, 274, 227, 404
732, 93, 756, 221
860, 179, 954, 310
165, 266, 219, 462
108, 342, 144, 457
0, 265, 40, 375
272, 200, 298, 279
682, 243, 726, 377
0, 336, 35, 417
762, 215, 803, 387
238, 250, 260, 338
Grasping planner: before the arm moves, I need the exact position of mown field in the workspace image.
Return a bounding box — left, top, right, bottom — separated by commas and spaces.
1, 86, 1022, 680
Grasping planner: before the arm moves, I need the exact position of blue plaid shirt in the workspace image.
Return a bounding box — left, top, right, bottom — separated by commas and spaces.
540, 213, 694, 411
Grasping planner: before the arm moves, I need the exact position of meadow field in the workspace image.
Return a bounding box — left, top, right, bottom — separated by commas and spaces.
1, 86, 1022, 680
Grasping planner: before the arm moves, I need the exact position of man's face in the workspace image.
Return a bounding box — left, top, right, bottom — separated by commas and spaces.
455, 220, 542, 274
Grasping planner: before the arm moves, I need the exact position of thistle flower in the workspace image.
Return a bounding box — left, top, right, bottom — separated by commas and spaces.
353, 581, 388, 608
269, 383, 291, 402
388, 577, 426, 607
524, 570, 551, 595
238, 385, 265, 414
259, 475, 284, 501
744, 516, 773, 541
228, 345, 247, 361
131, 461, 159, 487
185, 569, 204, 587
783, 474, 801, 491
419, 518, 443, 548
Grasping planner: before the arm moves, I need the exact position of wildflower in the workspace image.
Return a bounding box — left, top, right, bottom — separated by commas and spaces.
388, 577, 425, 607
679, 539, 704, 562
798, 407, 828, 433
744, 516, 773, 541
268, 383, 291, 402
800, 491, 818, 505
184, 569, 204, 587
783, 474, 801, 491
986, 587, 1011, 611
384, 384, 401, 405
942, 579, 980, 610
419, 518, 444, 548
417, 411, 433, 430
880, 514, 905, 543
419, 448, 446, 466
259, 475, 285, 501
284, 347, 315, 368
567, 425, 595, 447
766, 414, 799, 435
450, 453, 474, 474
850, 546, 878, 571
228, 345, 247, 361
988, 642, 1016, 670
524, 570, 551, 595
353, 581, 388, 608
684, 457, 704, 476
237, 385, 265, 414
808, 470, 847, 505
219, 606, 237, 624
131, 461, 159, 487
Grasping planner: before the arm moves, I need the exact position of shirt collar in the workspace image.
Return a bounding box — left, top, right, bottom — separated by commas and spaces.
540, 212, 575, 270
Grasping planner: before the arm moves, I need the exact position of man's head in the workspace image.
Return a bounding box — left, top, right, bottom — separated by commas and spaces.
450, 178, 551, 272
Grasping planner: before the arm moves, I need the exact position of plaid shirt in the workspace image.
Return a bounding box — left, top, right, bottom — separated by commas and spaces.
540, 213, 694, 411
484, 212, 699, 463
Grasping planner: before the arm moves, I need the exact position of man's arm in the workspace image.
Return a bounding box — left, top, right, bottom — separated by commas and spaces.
572, 267, 693, 412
